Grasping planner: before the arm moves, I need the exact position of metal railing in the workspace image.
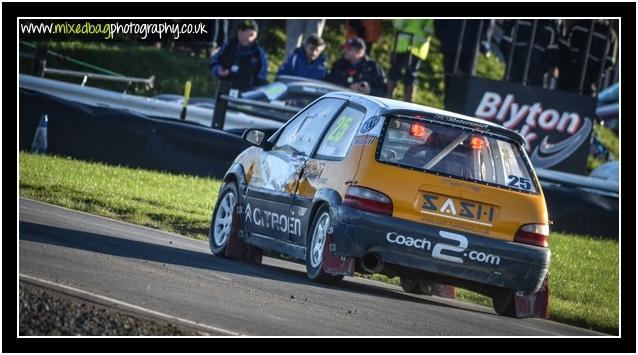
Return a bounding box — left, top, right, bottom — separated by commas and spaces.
42, 67, 155, 91
211, 80, 302, 129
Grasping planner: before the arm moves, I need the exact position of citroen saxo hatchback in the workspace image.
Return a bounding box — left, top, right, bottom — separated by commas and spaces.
209, 92, 550, 316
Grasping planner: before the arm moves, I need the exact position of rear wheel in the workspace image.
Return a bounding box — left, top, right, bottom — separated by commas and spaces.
400, 277, 422, 294
492, 288, 517, 317
305, 205, 344, 285
209, 182, 238, 257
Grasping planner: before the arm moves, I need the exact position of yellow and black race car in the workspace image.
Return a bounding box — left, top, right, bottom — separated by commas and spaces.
209, 92, 551, 317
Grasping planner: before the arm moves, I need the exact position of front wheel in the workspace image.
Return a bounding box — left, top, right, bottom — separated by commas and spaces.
209, 182, 238, 257
305, 205, 344, 285
400, 277, 422, 294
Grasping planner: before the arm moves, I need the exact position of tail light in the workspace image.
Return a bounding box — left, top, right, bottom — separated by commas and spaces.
343, 186, 393, 216
514, 224, 549, 248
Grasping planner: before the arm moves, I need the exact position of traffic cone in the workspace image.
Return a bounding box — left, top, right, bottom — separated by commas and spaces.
31, 114, 48, 154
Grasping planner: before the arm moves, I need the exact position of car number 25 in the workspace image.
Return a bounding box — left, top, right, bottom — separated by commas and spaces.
507, 175, 531, 190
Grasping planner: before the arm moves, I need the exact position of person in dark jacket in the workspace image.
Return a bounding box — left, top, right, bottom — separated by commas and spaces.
558, 19, 617, 96
209, 20, 268, 91
499, 19, 560, 87
327, 37, 388, 97
277, 35, 327, 80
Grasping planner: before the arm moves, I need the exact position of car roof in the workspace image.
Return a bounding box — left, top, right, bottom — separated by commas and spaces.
323, 92, 526, 145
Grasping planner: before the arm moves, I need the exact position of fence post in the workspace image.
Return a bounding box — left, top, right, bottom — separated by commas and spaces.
596, 22, 613, 92
32, 45, 47, 77
471, 20, 484, 76
453, 20, 467, 75
504, 20, 520, 82
522, 20, 538, 86
212, 79, 231, 129
578, 20, 596, 95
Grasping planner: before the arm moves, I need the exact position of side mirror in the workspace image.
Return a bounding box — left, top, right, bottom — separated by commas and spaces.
242, 129, 266, 147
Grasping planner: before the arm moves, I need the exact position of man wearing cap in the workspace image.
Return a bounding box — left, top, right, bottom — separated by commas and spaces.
277, 34, 328, 80
327, 37, 388, 97
209, 20, 269, 91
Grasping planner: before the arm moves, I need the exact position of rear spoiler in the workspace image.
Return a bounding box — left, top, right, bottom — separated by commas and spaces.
382, 109, 526, 146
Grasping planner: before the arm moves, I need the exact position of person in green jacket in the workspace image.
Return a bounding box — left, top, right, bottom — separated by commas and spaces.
387, 19, 434, 102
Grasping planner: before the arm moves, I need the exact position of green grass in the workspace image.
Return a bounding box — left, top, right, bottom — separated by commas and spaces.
587, 123, 620, 172
19, 152, 220, 240
19, 152, 619, 334
548, 232, 619, 334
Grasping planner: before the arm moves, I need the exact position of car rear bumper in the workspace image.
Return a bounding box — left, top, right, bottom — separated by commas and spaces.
331, 205, 550, 293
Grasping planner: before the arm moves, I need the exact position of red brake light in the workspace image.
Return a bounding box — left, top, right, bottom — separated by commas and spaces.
343, 186, 393, 216
410, 123, 427, 137
514, 224, 549, 248
469, 136, 485, 150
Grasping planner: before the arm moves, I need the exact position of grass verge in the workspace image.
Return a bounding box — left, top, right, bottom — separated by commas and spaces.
19, 152, 619, 334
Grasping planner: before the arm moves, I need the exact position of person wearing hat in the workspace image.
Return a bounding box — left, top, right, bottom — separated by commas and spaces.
327, 37, 388, 97
209, 20, 269, 91
277, 34, 328, 80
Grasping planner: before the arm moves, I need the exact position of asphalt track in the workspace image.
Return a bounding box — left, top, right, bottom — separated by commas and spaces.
18, 198, 605, 336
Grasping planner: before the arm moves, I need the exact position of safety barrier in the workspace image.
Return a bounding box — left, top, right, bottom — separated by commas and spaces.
19, 88, 257, 178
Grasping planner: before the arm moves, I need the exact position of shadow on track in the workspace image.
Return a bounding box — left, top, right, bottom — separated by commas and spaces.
19, 221, 491, 316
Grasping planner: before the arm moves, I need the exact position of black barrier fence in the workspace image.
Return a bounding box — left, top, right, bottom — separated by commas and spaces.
443, 19, 618, 94
541, 183, 618, 239
19, 88, 258, 178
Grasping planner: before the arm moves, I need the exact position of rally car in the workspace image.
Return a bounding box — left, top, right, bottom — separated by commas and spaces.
209, 92, 551, 316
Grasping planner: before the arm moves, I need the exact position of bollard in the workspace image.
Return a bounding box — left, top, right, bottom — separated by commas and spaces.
31, 114, 48, 154
180, 80, 192, 120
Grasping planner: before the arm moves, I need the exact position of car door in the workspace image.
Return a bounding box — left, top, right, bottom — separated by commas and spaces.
244, 97, 346, 242
291, 103, 368, 245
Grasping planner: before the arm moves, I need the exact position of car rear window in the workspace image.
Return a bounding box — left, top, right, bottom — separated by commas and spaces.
378, 115, 538, 194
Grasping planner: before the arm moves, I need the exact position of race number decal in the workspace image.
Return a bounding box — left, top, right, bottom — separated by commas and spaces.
507, 175, 532, 190
326, 115, 354, 142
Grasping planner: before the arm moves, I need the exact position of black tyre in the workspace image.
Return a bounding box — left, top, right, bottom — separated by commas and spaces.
400, 277, 422, 294
209, 182, 238, 257
305, 204, 344, 285
492, 288, 517, 317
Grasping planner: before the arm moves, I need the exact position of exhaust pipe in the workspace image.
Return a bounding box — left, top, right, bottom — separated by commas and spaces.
361, 253, 384, 273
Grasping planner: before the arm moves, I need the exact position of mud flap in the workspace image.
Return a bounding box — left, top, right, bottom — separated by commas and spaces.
514, 276, 549, 318
322, 234, 354, 276
420, 281, 457, 299
224, 205, 263, 264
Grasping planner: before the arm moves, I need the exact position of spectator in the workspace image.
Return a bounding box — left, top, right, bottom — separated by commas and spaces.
209, 20, 268, 91
558, 19, 617, 96
285, 19, 326, 58
499, 19, 560, 87
327, 37, 388, 97
345, 19, 383, 55
387, 19, 434, 102
277, 34, 327, 80
435, 20, 489, 76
